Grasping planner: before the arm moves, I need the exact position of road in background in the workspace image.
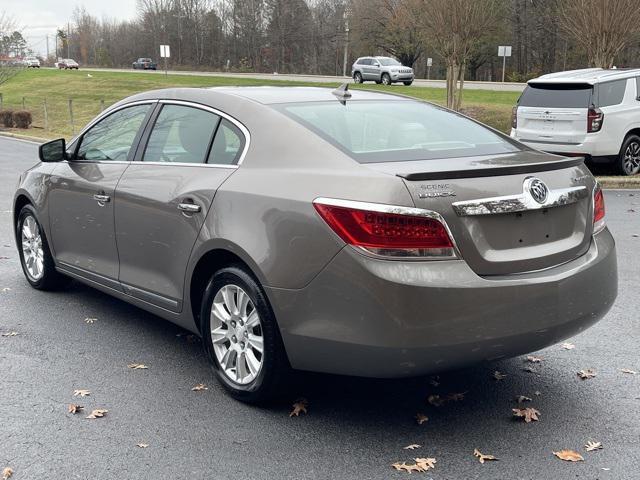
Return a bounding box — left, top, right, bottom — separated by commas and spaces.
1, 137, 638, 479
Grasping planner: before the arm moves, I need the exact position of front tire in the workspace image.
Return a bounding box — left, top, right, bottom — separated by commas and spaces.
17, 205, 69, 290
403, 80, 413, 86
381, 73, 391, 85
201, 266, 290, 403
353, 71, 363, 84
618, 135, 640, 176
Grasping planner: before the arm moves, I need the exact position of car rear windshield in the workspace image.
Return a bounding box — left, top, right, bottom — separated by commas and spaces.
278, 100, 520, 163
519, 83, 593, 108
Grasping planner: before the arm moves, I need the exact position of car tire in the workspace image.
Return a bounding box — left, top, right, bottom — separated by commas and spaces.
403, 81, 413, 86
353, 72, 363, 84
618, 134, 640, 176
201, 266, 290, 403
16, 205, 70, 291
381, 73, 391, 85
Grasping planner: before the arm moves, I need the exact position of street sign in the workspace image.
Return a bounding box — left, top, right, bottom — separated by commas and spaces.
498, 46, 512, 57
426, 57, 433, 67
160, 45, 171, 58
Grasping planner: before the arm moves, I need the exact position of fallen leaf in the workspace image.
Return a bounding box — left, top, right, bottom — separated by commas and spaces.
446, 392, 467, 402
585, 441, 603, 452
474, 448, 498, 464
136, 443, 149, 448
1, 332, 18, 337
526, 356, 542, 363
578, 369, 597, 380
73, 389, 91, 397
553, 450, 584, 462
404, 444, 421, 450
493, 371, 507, 381
427, 394, 444, 407
561, 342, 575, 350
289, 398, 308, 417
415, 413, 429, 425
0, 256, 9, 260
68, 404, 83, 414
84, 317, 97, 324
414, 458, 436, 471
391, 462, 424, 473
621, 368, 637, 375
1, 288, 11, 293
85, 409, 108, 419
516, 395, 532, 403
2, 467, 13, 480
534, 390, 541, 396
512, 407, 540, 423
191, 383, 208, 391
127, 363, 148, 370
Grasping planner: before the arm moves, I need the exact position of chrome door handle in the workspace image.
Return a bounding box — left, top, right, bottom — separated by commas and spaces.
178, 202, 201, 213
93, 194, 111, 203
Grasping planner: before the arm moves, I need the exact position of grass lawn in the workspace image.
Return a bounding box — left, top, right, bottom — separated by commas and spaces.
0, 68, 519, 140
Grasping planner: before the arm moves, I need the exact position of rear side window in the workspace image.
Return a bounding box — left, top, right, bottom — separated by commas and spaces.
596, 80, 626, 107
279, 100, 520, 163
208, 119, 245, 165
359, 58, 371, 65
518, 84, 593, 108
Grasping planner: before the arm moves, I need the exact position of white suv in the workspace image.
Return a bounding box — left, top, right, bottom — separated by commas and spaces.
511, 68, 640, 175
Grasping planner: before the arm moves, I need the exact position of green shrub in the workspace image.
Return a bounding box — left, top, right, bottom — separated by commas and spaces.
0, 110, 13, 127
12, 111, 32, 129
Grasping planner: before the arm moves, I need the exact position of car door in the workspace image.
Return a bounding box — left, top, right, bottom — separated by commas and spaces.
48, 102, 155, 287
367, 59, 381, 81
114, 101, 247, 312
361, 58, 373, 80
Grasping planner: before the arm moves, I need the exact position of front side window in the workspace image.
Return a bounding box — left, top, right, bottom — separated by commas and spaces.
279, 100, 520, 163
597, 80, 626, 107
143, 104, 220, 164
208, 119, 245, 165
76, 104, 151, 161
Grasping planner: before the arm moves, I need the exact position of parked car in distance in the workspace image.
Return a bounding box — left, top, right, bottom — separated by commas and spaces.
23, 57, 40, 68
57, 59, 79, 70
14, 86, 617, 403
132, 58, 157, 70
351, 56, 414, 85
511, 68, 640, 175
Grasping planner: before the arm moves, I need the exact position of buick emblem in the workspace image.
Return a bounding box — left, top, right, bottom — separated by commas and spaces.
527, 178, 549, 204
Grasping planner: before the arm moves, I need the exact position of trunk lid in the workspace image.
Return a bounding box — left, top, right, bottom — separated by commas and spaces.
366, 151, 595, 276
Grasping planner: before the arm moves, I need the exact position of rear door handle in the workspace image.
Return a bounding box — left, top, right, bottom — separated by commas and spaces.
177, 202, 201, 213
93, 193, 111, 204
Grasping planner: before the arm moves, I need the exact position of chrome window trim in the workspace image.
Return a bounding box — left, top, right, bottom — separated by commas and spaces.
452, 184, 588, 217
313, 197, 461, 261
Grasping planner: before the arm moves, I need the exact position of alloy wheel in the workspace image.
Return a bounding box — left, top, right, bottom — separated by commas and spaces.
623, 141, 640, 175
210, 284, 264, 385
20, 215, 44, 281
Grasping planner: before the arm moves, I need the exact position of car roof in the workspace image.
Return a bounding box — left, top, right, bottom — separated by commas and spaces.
207, 86, 407, 104
530, 68, 640, 85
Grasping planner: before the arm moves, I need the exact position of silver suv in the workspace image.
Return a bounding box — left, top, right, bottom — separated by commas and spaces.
351, 56, 414, 86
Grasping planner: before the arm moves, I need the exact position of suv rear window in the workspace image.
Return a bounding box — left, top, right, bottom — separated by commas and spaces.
519, 84, 593, 108
278, 100, 520, 163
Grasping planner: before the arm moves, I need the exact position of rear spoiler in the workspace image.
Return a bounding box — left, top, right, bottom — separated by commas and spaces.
397, 156, 585, 181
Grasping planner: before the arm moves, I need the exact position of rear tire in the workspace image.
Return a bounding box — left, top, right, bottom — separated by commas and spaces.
618, 135, 640, 176
16, 205, 70, 291
381, 73, 391, 85
201, 266, 290, 403
353, 71, 363, 84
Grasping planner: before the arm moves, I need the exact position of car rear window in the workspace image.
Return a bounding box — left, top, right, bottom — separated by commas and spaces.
519, 83, 593, 108
278, 100, 521, 163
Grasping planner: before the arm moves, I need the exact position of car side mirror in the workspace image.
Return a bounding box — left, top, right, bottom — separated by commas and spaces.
39, 138, 67, 162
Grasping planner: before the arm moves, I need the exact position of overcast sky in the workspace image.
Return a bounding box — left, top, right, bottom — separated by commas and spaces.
3, 0, 138, 55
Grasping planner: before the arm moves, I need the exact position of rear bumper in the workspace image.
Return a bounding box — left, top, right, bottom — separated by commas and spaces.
511, 129, 620, 157
267, 229, 617, 378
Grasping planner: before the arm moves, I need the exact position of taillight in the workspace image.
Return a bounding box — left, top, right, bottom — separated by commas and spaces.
313, 198, 457, 259
511, 106, 518, 129
587, 107, 604, 133
593, 185, 606, 234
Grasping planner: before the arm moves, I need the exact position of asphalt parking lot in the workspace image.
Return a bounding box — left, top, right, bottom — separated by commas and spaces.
1, 136, 639, 479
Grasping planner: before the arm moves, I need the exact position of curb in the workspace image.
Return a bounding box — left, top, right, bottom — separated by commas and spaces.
0, 131, 46, 144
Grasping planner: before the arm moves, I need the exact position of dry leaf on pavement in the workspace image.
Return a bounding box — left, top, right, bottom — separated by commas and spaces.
85, 409, 108, 419
585, 441, 603, 451
73, 389, 91, 397
577, 369, 597, 380
1, 288, 11, 293
1, 332, 18, 337
516, 395, 532, 403
191, 383, 208, 391
513, 407, 540, 423
427, 394, 444, 407
620, 368, 637, 375
561, 342, 575, 350
553, 450, 584, 462
493, 371, 507, 381
84, 317, 97, 324
526, 356, 542, 363
403, 444, 421, 450
415, 413, 429, 425
474, 448, 498, 464
136, 443, 149, 448
68, 404, 83, 414
2, 467, 13, 480
446, 392, 467, 402
415, 458, 436, 471
289, 398, 308, 417
127, 363, 148, 369
391, 462, 423, 473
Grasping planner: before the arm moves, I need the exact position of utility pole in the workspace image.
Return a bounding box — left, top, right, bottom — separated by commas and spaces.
342, 11, 350, 77
67, 22, 70, 58
46, 35, 49, 62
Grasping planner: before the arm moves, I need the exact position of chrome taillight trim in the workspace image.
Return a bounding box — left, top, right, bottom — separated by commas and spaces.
312, 197, 461, 261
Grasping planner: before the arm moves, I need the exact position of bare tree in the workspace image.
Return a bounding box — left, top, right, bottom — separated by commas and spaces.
0, 11, 23, 88
558, 0, 640, 68
420, 0, 501, 110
